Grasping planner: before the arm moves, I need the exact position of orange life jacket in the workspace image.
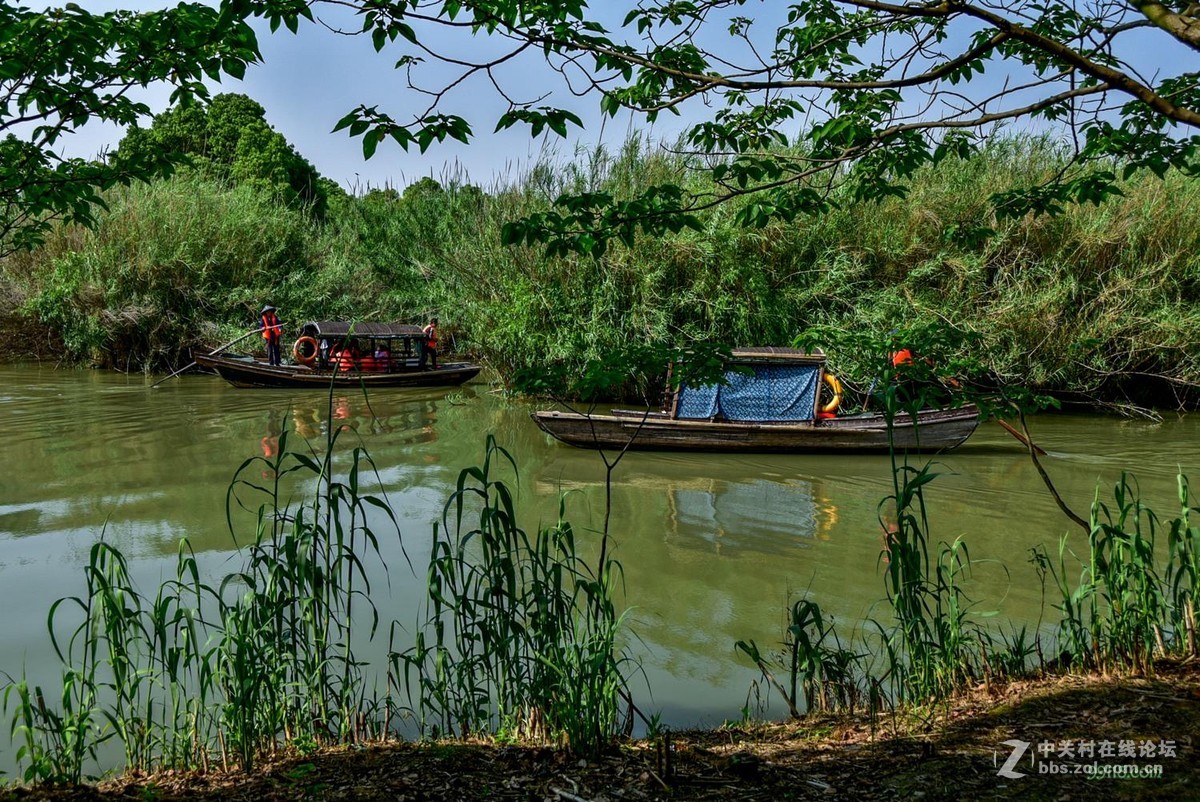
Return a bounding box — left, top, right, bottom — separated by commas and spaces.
891, 348, 914, 367
423, 323, 438, 348
262, 312, 281, 341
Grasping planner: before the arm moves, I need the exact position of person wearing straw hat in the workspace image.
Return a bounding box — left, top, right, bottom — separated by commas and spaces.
260, 304, 283, 366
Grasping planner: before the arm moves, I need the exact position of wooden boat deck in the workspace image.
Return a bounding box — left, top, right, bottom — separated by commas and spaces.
195, 352, 481, 389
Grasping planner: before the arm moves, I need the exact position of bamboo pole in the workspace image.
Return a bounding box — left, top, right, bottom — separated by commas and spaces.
149, 327, 265, 388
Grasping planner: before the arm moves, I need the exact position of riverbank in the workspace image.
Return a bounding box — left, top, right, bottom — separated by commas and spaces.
4, 133, 1200, 406
4, 661, 1197, 801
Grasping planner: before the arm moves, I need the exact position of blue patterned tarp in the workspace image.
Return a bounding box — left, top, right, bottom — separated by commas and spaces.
676, 364, 820, 422
676, 381, 719, 419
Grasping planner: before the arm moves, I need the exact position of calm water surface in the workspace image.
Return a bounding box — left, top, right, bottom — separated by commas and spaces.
1, 363, 1198, 766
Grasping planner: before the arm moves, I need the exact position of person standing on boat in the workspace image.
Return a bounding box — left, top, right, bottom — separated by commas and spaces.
886, 344, 960, 409
261, 305, 283, 366
419, 316, 439, 370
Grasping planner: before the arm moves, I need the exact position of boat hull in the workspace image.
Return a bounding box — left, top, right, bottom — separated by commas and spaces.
531, 406, 980, 453
194, 352, 481, 389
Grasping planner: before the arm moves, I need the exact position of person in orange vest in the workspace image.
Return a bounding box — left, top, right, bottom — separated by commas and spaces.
419, 316, 439, 369
887, 344, 959, 407
260, 305, 283, 365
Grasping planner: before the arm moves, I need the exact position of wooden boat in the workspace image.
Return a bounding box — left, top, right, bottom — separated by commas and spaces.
195, 321, 482, 389
531, 347, 979, 453
532, 405, 979, 452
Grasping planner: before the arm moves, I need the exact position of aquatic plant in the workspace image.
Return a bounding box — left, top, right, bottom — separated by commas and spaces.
735, 598, 866, 718
3, 398, 402, 779
1033, 473, 1200, 672
395, 436, 632, 756
737, 369, 1200, 718
2, 406, 644, 782
7, 134, 1200, 408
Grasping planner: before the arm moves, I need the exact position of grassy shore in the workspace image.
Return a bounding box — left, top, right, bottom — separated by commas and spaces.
3, 661, 1198, 801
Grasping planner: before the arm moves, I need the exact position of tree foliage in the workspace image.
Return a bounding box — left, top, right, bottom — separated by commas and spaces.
7, 0, 1199, 262
0, 3, 264, 257
116, 93, 332, 216
233, 0, 1200, 254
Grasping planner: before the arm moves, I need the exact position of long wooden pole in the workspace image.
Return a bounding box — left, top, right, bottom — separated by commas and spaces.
149, 327, 264, 388
995, 418, 1047, 456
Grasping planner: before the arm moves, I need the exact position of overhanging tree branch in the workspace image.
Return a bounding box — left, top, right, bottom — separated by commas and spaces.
8, 0, 1200, 259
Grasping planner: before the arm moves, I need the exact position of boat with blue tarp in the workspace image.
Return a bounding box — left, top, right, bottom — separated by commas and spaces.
531, 347, 978, 452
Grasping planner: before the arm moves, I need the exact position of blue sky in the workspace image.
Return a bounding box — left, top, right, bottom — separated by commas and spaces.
62, 2, 676, 192
58, 2, 1187, 193
240, 7, 632, 191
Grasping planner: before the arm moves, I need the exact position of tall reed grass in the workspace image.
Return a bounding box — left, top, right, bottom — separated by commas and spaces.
2, 414, 638, 781
395, 436, 631, 756
1033, 474, 1200, 672
735, 401, 992, 716
739, 442, 1200, 721
3, 398, 401, 781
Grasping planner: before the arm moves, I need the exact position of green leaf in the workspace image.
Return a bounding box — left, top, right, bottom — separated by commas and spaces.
363, 130, 380, 159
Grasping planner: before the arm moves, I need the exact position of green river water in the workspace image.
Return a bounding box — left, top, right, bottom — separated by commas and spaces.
1, 363, 1197, 771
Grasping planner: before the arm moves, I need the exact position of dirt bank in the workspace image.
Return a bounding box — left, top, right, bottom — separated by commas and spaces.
4, 662, 1198, 801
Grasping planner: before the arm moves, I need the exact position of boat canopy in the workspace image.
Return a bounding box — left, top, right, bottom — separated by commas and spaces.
299, 321, 425, 340
674, 348, 826, 423
726, 347, 825, 363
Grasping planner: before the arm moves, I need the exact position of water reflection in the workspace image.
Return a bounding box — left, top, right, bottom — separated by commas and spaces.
0, 503, 42, 537
0, 371, 481, 555
285, 390, 454, 446
668, 477, 839, 553
541, 471, 838, 557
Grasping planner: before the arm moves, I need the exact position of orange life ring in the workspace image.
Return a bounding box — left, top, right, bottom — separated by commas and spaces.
820, 372, 843, 416
292, 336, 318, 366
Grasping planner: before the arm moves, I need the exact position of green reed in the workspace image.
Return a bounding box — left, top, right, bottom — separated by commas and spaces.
741, 417, 1200, 721
737, 332, 1018, 717
1165, 475, 1200, 655
3, 418, 644, 782
396, 436, 631, 756
216, 400, 400, 766
11, 133, 1200, 409
877, 461, 985, 702
3, 537, 217, 783
3, 394, 402, 779
1032, 472, 1200, 673
736, 598, 866, 718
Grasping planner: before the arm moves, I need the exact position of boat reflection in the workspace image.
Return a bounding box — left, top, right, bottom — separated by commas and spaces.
665, 476, 839, 554
536, 466, 839, 558
528, 460, 869, 708
278, 389, 464, 447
